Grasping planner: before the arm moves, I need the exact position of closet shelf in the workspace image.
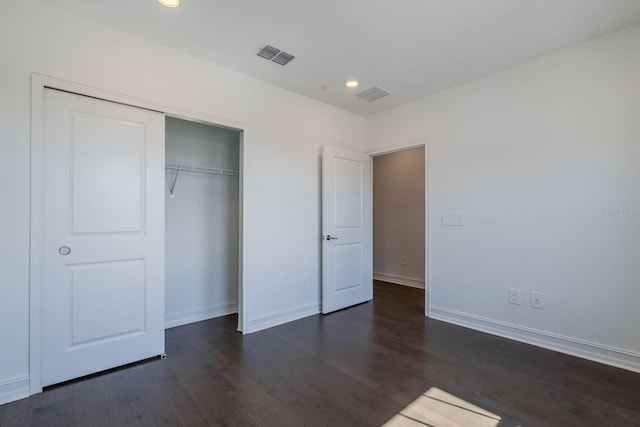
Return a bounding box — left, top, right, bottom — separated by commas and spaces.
165, 163, 238, 197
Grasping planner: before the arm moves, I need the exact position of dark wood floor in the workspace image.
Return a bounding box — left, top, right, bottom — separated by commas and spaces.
2, 281, 640, 426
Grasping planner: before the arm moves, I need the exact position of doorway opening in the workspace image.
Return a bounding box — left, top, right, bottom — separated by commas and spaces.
164, 117, 241, 329
371, 146, 427, 315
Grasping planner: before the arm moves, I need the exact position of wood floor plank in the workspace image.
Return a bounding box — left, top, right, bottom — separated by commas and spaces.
2, 280, 640, 426
108, 364, 182, 426
145, 366, 208, 427
0, 397, 33, 427
30, 384, 73, 427
71, 374, 120, 426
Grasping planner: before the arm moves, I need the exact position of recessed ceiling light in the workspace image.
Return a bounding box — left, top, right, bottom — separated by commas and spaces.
158, 0, 180, 8
345, 80, 359, 89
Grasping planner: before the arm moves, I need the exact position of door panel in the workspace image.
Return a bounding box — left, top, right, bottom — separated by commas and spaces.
68, 260, 146, 346
71, 113, 146, 234
41, 88, 165, 387
334, 243, 363, 291
322, 146, 372, 314
334, 157, 363, 227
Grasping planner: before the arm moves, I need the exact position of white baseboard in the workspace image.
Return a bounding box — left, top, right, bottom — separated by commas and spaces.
430, 306, 640, 373
374, 272, 425, 289
0, 375, 29, 405
246, 302, 320, 334
165, 302, 238, 329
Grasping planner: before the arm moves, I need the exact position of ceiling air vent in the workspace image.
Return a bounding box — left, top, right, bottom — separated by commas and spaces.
272, 51, 295, 66
256, 44, 296, 66
355, 86, 390, 102
257, 45, 280, 60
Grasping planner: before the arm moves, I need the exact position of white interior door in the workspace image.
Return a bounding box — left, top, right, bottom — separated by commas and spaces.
40, 88, 165, 387
321, 146, 372, 314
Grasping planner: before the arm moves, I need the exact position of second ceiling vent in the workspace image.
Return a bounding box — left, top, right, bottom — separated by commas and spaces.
355, 86, 391, 102
257, 44, 295, 66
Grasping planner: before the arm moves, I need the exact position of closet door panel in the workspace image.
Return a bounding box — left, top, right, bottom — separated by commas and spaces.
40, 88, 165, 387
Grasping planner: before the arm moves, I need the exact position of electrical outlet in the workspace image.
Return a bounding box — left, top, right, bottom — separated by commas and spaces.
531, 291, 544, 309
442, 212, 465, 226
509, 288, 521, 305
401, 256, 407, 265
301, 278, 308, 289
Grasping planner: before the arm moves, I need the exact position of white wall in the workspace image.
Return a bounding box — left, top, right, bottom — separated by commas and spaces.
366, 25, 640, 371
0, 1, 364, 403
373, 148, 425, 288
165, 118, 240, 328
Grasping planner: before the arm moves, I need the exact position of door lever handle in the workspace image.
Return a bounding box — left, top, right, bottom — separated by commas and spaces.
324, 235, 338, 241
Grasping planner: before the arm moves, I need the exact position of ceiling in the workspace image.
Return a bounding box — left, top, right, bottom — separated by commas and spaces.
45, 0, 640, 116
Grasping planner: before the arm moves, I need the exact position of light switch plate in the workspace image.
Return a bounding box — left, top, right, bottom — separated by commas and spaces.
442, 212, 465, 226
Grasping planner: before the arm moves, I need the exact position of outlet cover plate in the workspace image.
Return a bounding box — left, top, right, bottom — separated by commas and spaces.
531, 291, 544, 309
442, 212, 465, 226
509, 288, 521, 305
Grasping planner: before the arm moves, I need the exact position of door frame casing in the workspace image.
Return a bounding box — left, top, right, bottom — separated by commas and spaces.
367, 141, 430, 316
29, 73, 249, 394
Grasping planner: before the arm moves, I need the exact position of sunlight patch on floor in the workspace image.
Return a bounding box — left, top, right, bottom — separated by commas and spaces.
383, 387, 502, 427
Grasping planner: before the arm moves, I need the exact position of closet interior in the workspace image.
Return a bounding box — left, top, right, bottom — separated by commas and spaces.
164, 117, 241, 329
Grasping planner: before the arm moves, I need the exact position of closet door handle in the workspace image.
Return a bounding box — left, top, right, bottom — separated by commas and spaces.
324, 235, 338, 241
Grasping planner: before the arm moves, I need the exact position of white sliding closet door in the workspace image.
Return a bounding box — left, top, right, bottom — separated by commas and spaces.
40, 88, 165, 387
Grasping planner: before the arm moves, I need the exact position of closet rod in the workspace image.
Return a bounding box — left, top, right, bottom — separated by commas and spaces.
165, 163, 239, 198
165, 163, 238, 176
